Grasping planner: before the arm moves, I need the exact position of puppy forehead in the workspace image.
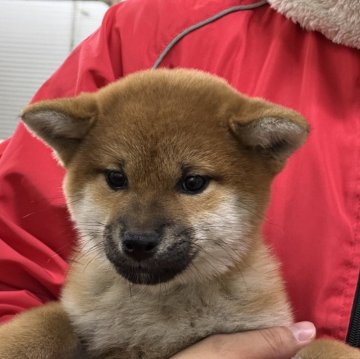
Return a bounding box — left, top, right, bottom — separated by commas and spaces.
87, 120, 236, 174
89, 111, 235, 171
87, 72, 240, 166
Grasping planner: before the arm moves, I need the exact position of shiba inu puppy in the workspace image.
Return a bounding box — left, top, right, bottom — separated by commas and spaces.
0, 69, 358, 359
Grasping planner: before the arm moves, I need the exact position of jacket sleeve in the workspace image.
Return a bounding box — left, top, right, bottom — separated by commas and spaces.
0, 4, 124, 323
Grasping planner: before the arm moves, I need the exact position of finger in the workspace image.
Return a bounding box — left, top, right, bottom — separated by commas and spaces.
238, 322, 316, 359
171, 321, 316, 359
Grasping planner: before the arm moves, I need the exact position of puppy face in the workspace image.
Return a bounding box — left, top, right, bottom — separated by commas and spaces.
22, 69, 308, 286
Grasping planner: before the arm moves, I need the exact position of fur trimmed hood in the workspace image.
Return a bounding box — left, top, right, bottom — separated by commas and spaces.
268, 0, 360, 49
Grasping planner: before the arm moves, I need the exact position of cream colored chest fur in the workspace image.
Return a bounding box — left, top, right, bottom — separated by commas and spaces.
61, 243, 292, 359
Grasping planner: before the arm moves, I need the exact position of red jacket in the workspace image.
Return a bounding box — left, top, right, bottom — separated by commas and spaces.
0, 0, 359, 344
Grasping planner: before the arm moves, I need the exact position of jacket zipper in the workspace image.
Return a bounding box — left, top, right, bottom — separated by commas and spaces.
346, 272, 360, 347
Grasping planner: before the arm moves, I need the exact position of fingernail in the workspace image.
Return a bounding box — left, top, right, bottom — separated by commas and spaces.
288, 322, 316, 343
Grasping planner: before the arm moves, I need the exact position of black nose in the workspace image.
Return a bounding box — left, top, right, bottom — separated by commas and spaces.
122, 231, 160, 261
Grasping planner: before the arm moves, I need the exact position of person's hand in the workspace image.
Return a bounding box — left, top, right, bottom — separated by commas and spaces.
171, 322, 316, 359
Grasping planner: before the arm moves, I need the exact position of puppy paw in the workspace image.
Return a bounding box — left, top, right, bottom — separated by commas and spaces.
293, 339, 360, 359
0, 302, 81, 359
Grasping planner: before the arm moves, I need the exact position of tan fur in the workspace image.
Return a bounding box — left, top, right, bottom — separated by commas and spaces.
0, 69, 357, 358
295, 339, 360, 359
0, 302, 81, 359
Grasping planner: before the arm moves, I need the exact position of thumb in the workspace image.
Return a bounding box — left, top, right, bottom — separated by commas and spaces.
171, 321, 316, 359
234, 322, 316, 359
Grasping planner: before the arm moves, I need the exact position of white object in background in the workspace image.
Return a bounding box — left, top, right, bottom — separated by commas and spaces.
0, 0, 108, 140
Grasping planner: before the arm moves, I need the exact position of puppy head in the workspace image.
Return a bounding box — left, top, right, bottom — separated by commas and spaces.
22, 69, 308, 286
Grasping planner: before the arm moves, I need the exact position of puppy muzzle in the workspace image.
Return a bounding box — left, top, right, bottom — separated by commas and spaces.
104, 226, 197, 285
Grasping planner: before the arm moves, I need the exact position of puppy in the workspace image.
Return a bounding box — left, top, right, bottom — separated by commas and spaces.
0, 69, 358, 358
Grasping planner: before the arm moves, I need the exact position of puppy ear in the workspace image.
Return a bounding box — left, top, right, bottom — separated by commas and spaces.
22, 93, 97, 166
230, 98, 309, 165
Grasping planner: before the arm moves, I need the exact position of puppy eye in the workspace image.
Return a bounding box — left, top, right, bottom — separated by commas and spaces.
105, 170, 128, 190
181, 175, 209, 194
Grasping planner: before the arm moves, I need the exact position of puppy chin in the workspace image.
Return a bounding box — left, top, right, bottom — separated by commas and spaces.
104, 236, 196, 285
109, 263, 185, 285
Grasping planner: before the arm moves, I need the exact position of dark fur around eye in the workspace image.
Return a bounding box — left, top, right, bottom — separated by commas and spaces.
105, 170, 128, 190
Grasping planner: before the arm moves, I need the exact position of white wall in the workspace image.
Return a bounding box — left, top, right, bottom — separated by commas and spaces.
0, 0, 109, 139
